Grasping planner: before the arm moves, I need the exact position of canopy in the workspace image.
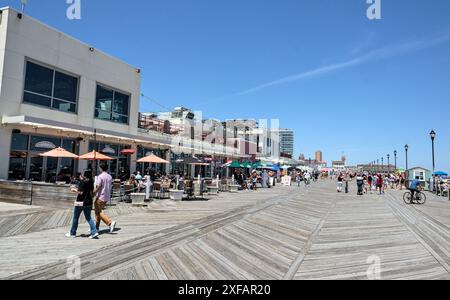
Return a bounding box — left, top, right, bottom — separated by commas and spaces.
434, 171, 448, 176
176, 156, 209, 165
242, 161, 253, 169
137, 154, 169, 164
268, 165, 280, 171
229, 160, 243, 168
120, 149, 136, 155
252, 161, 263, 169
281, 165, 292, 169
78, 151, 114, 161
40, 147, 78, 158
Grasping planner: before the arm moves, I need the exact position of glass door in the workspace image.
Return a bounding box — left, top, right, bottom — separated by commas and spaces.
45, 157, 58, 183
29, 153, 43, 181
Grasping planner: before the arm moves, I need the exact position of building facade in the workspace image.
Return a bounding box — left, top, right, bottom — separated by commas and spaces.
0, 7, 247, 181
274, 129, 294, 157
315, 151, 323, 163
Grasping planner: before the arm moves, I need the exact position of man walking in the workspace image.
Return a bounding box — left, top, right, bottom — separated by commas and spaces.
94, 163, 116, 233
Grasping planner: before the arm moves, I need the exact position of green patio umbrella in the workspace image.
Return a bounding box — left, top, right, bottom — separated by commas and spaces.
229, 160, 243, 168
252, 161, 263, 169
242, 161, 253, 169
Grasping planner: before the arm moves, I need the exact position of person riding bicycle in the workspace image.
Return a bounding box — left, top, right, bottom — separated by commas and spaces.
409, 179, 422, 199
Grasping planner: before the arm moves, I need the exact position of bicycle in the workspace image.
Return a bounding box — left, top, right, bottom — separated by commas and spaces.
403, 190, 427, 205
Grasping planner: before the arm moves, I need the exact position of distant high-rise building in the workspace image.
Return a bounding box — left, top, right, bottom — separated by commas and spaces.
315, 151, 323, 163
274, 129, 294, 157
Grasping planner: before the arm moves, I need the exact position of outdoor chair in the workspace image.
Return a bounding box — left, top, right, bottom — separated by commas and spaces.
123, 184, 136, 203
111, 182, 123, 203
184, 180, 194, 199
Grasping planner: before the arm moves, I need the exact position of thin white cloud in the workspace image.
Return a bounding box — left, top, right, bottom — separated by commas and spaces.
229, 32, 450, 97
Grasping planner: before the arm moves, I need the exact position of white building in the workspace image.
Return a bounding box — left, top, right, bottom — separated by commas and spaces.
0, 7, 149, 180
0, 7, 243, 181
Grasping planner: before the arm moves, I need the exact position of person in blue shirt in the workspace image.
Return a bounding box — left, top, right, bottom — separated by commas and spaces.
409, 179, 422, 199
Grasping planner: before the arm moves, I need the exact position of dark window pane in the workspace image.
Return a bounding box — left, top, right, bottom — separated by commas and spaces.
62, 139, 76, 152
54, 71, 78, 102
11, 133, 29, 150
95, 109, 112, 121
112, 114, 128, 124
95, 86, 113, 112
23, 92, 51, 107
52, 99, 76, 113
8, 152, 27, 180
29, 154, 43, 181
113, 92, 129, 115
24, 62, 53, 96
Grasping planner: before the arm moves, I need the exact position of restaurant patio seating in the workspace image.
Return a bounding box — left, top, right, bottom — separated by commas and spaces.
111, 182, 123, 203
123, 184, 136, 202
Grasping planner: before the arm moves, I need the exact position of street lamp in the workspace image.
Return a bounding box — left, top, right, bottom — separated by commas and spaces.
405, 145, 409, 170
430, 130, 436, 193
394, 150, 397, 171
381, 157, 384, 174
387, 154, 390, 174
377, 159, 379, 173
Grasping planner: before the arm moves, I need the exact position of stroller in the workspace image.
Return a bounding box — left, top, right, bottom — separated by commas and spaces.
356, 176, 364, 196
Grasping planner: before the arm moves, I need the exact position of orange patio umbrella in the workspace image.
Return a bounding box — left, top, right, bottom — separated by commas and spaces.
78, 150, 114, 161
137, 154, 169, 164
40, 147, 79, 158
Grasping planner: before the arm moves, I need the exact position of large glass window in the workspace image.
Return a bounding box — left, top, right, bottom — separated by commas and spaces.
95, 85, 130, 124
89, 142, 131, 179
23, 61, 78, 113
8, 133, 78, 182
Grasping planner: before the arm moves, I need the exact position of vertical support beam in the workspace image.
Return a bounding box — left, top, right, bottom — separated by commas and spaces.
77, 138, 89, 174
129, 144, 138, 175
165, 149, 171, 175
0, 126, 12, 180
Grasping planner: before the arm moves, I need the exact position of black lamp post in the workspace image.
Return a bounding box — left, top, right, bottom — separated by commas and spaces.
387, 154, 390, 174
394, 150, 397, 171
381, 157, 384, 174
405, 145, 409, 187
376, 159, 379, 173
405, 145, 409, 170
430, 130, 436, 193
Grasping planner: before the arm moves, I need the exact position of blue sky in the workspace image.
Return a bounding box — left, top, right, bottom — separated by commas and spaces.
4, 0, 450, 170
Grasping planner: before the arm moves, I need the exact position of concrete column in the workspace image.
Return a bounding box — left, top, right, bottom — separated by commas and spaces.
165, 150, 171, 175
130, 144, 138, 174
77, 139, 89, 173
0, 126, 12, 180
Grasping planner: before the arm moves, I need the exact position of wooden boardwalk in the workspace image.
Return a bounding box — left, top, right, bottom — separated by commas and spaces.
1, 181, 449, 280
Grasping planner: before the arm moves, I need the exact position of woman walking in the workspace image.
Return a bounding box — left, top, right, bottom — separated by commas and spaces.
66, 171, 99, 239
376, 174, 384, 195
337, 173, 343, 193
